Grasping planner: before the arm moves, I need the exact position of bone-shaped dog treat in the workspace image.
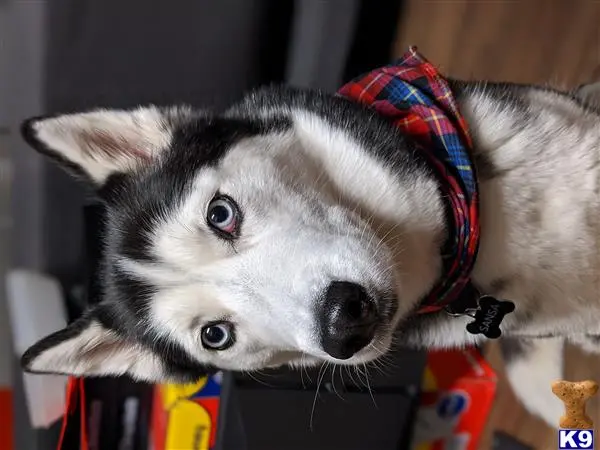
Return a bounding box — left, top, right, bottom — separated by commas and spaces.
551, 380, 598, 429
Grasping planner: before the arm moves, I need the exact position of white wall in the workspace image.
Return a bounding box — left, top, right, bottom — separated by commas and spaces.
0, 0, 46, 388
0, 0, 14, 388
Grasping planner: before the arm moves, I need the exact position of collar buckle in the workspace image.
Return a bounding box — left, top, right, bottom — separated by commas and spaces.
443, 282, 481, 316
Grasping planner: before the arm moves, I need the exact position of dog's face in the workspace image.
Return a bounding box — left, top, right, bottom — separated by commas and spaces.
21, 90, 444, 382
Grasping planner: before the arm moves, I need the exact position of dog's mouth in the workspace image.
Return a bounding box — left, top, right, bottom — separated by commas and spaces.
345, 319, 395, 363
273, 293, 398, 370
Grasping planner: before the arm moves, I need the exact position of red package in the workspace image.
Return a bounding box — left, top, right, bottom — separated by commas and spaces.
410, 348, 497, 450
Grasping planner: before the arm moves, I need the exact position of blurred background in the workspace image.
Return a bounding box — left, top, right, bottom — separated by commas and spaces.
0, 1, 598, 449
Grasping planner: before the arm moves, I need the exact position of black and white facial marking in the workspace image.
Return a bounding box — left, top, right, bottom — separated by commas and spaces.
20, 87, 445, 382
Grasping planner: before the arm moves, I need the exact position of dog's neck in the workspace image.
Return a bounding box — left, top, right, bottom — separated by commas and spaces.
453, 80, 600, 300
292, 110, 448, 314
336, 53, 483, 317
286, 77, 600, 347
393, 80, 600, 348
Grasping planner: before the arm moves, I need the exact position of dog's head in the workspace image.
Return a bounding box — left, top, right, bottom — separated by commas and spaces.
20, 88, 444, 382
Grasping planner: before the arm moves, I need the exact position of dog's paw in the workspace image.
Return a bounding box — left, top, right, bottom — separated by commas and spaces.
502, 337, 565, 428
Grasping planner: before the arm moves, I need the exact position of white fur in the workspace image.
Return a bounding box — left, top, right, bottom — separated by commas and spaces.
146, 133, 403, 369
462, 87, 600, 337
28, 321, 165, 379
30, 106, 173, 183
20, 81, 600, 428
504, 338, 565, 427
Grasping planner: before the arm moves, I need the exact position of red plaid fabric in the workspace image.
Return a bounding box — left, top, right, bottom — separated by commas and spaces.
338, 47, 481, 314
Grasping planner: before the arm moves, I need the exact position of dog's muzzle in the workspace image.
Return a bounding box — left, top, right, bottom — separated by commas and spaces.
318, 281, 378, 360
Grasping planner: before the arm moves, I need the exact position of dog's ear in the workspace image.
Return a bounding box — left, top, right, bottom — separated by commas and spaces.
21, 106, 186, 186
21, 309, 169, 382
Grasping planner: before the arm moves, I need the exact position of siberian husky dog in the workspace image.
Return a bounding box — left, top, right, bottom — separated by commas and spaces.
19, 78, 600, 428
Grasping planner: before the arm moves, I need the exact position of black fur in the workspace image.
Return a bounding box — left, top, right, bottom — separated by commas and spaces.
100, 85, 436, 344
95, 115, 293, 379
584, 334, 600, 345
228, 85, 434, 179
20, 105, 299, 380
101, 115, 292, 262
20, 304, 217, 382
20, 86, 440, 380
499, 337, 530, 364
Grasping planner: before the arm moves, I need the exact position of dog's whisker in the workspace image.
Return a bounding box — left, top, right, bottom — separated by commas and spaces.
370, 358, 390, 377
353, 365, 364, 391
372, 225, 404, 255
368, 344, 396, 376
345, 365, 360, 391
299, 355, 307, 389
244, 370, 275, 388
361, 363, 378, 408
330, 365, 345, 401
372, 232, 400, 257
364, 215, 382, 251
309, 362, 328, 431
372, 233, 406, 257
303, 362, 313, 385
338, 365, 348, 395
358, 211, 376, 242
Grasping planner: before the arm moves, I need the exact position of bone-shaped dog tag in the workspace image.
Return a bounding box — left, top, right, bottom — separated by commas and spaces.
465, 296, 515, 339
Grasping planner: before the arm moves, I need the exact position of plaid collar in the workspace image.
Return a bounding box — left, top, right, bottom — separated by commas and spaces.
337, 47, 480, 314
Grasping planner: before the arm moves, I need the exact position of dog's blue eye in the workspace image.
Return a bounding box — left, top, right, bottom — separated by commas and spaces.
201, 322, 233, 350
207, 197, 238, 235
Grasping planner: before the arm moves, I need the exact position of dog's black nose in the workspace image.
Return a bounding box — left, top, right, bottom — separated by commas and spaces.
319, 281, 378, 360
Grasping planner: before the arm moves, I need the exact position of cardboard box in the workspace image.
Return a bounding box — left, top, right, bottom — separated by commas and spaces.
410, 348, 497, 450
150, 373, 222, 450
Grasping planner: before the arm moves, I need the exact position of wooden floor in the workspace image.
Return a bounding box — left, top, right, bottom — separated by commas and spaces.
394, 1, 600, 448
